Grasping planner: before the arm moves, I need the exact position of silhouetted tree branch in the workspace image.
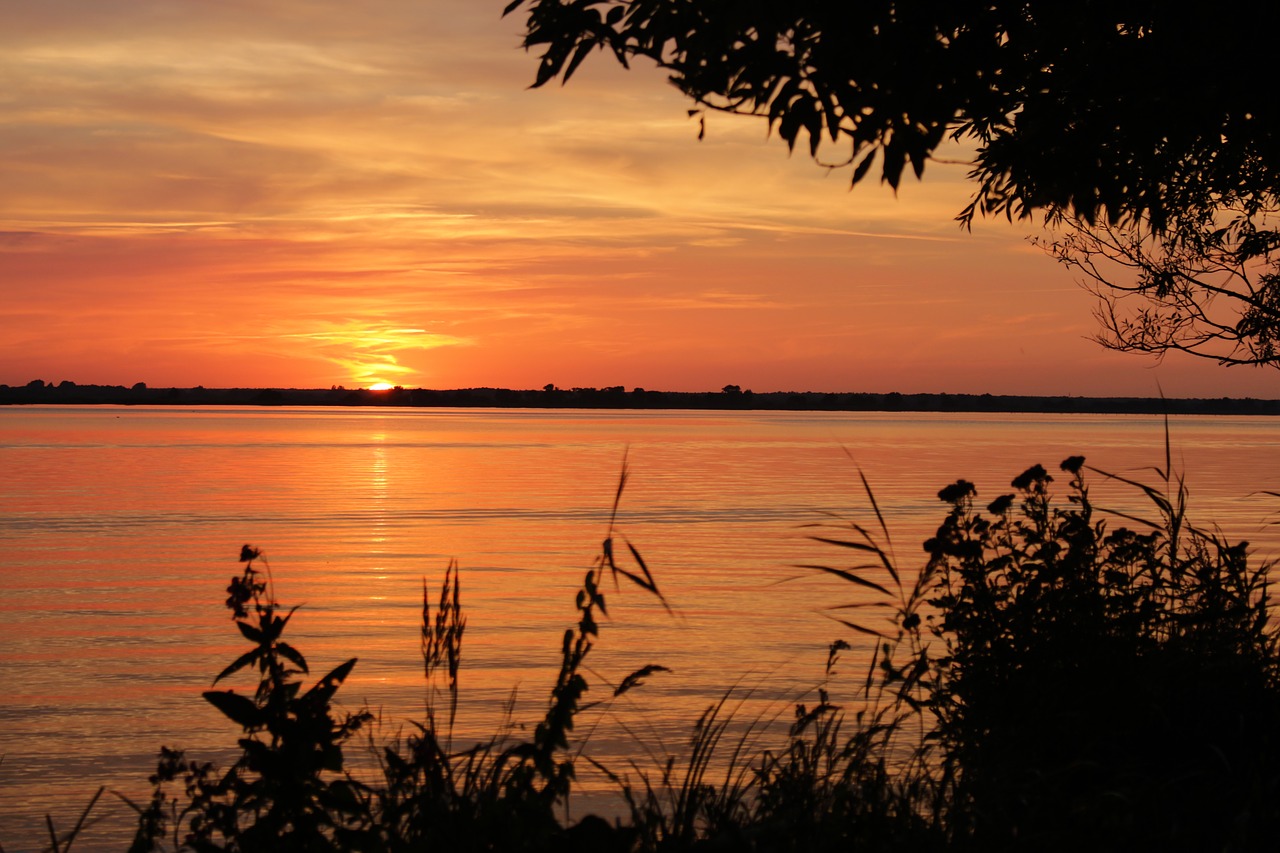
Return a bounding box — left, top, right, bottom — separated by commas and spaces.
1043, 208, 1280, 367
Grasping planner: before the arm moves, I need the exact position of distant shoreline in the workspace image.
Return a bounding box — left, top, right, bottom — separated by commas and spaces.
3, 382, 1279, 415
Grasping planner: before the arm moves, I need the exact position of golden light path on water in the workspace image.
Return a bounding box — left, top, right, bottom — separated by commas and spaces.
1, 406, 1278, 846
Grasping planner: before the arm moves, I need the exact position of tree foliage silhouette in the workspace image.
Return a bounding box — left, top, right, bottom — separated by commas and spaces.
504, 0, 1280, 366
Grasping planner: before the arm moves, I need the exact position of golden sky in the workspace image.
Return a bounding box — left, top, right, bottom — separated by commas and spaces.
2, 0, 1274, 397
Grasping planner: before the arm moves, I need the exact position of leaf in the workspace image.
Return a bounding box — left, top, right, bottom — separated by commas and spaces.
855, 465, 899, 585
1092, 505, 1162, 531
625, 539, 671, 614
609, 451, 630, 530
831, 618, 887, 639
882, 138, 906, 189
852, 148, 877, 185
534, 54, 563, 88
865, 640, 880, 695
56, 785, 104, 852
275, 641, 309, 673
817, 86, 841, 142
235, 621, 263, 644
262, 609, 296, 644
798, 563, 893, 597
304, 658, 358, 704
808, 536, 893, 562
214, 649, 261, 684
203, 690, 263, 729
111, 789, 144, 816
909, 140, 928, 179
562, 39, 597, 84
778, 108, 802, 151
804, 104, 823, 156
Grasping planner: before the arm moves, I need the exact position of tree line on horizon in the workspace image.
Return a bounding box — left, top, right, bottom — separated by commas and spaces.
4, 379, 1280, 414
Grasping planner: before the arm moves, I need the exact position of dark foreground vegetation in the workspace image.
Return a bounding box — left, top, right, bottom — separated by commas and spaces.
5, 380, 1280, 415
32, 455, 1280, 852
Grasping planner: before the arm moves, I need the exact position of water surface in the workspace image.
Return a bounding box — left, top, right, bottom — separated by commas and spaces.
2, 406, 1277, 847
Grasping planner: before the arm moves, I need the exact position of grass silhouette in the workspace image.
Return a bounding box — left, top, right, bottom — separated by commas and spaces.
28, 455, 1280, 852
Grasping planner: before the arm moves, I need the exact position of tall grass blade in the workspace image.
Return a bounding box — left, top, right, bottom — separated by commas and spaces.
796, 563, 893, 597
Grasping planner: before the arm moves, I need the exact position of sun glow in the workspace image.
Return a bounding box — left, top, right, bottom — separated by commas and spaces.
368, 382, 395, 391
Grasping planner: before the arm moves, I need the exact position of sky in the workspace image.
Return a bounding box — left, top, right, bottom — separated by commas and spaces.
2, 0, 1276, 398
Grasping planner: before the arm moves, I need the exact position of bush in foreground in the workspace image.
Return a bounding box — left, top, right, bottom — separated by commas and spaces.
921, 458, 1280, 850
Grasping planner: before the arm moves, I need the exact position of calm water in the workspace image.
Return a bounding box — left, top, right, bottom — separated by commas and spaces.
2, 405, 1278, 847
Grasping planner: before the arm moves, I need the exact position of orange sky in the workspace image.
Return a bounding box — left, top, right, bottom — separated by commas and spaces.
2, 1, 1275, 397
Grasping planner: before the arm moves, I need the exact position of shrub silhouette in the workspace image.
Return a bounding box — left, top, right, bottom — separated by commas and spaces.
103, 457, 1280, 852
921, 457, 1280, 851
128, 547, 373, 851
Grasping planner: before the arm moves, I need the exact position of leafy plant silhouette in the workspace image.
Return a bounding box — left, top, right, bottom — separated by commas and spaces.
811, 453, 1280, 852
925, 456, 1280, 851
127, 546, 372, 852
